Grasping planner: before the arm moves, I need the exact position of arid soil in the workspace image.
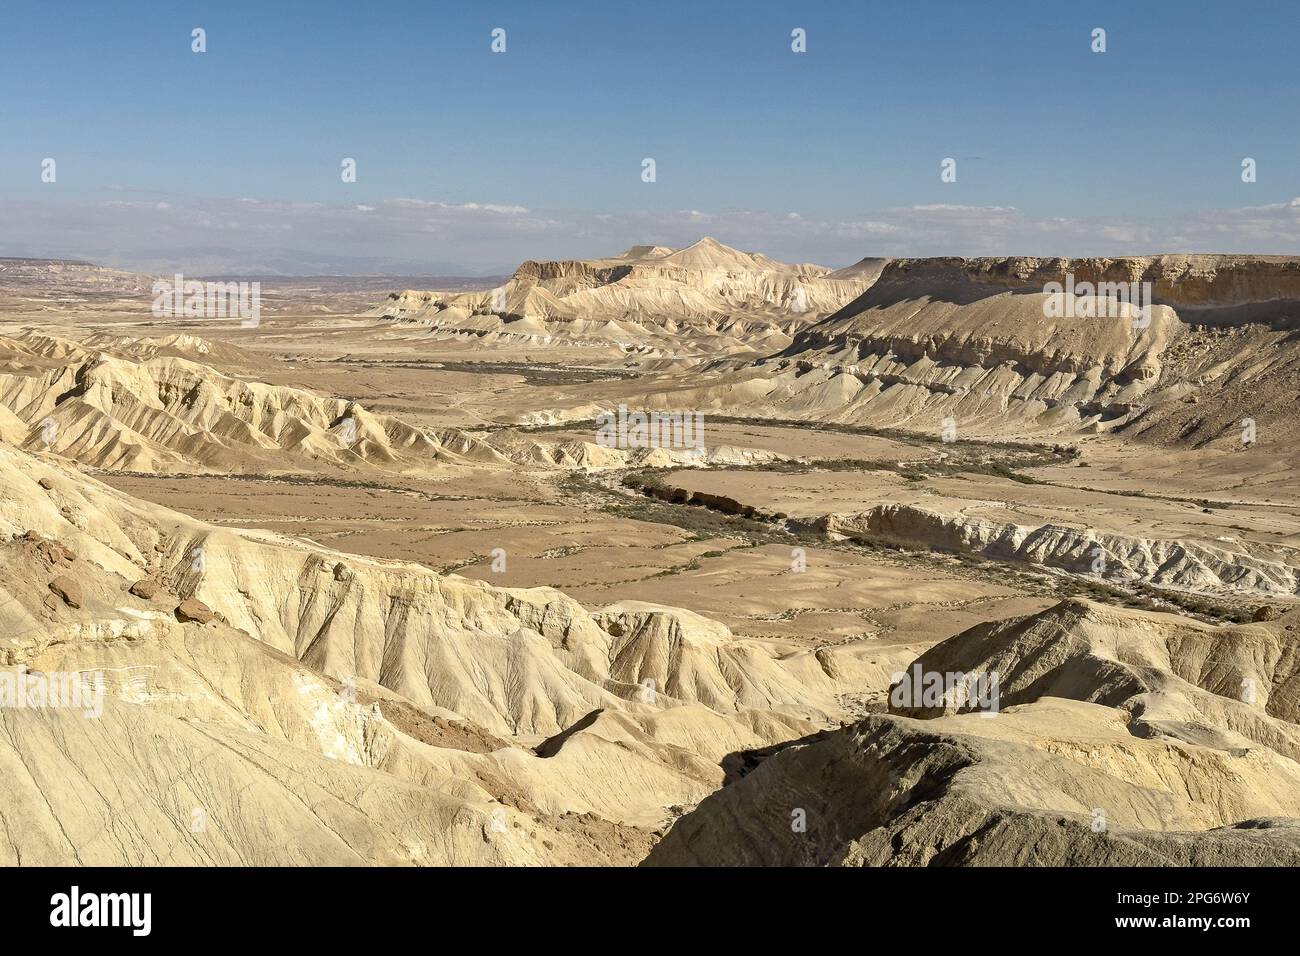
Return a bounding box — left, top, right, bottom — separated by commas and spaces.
4, 243, 1300, 866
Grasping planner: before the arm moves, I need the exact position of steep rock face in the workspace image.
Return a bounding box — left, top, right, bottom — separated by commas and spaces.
593, 601, 842, 714
169, 538, 845, 735
545, 252, 1300, 444
889, 255, 1300, 309
891, 600, 1300, 760
645, 701, 1300, 867
645, 600, 1300, 866
759, 259, 1176, 434
539, 258, 1175, 437
824, 503, 1300, 596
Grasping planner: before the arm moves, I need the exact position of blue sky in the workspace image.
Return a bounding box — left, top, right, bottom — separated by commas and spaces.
2, 0, 1297, 272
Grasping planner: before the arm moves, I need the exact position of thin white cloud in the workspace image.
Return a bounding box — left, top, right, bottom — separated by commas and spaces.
3, 193, 1298, 274
385, 198, 529, 214
900, 204, 1018, 214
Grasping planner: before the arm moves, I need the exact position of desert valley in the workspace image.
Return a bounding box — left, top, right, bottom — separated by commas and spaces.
3, 241, 1300, 866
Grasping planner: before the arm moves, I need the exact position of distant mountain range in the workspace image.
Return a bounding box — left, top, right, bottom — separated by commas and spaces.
0, 257, 506, 299
0, 248, 509, 278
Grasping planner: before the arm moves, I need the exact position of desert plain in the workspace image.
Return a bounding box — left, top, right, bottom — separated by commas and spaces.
3, 241, 1300, 865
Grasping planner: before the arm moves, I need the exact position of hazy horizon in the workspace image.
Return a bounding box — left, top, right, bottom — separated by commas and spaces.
4, 0, 1298, 274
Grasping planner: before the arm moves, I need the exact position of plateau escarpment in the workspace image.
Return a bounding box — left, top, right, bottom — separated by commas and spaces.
535, 254, 1300, 447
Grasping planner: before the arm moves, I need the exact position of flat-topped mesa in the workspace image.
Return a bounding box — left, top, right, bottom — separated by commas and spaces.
0, 256, 98, 267
786, 255, 1177, 377
0, 258, 160, 295
879, 255, 1300, 308
784, 254, 1300, 395
513, 259, 633, 284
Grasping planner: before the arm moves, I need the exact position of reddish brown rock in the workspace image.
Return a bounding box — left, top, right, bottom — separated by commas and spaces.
175, 598, 216, 624
129, 579, 160, 600
48, 575, 82, 609
17, 531, 68, 565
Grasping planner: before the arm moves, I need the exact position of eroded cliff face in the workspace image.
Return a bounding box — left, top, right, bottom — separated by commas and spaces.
574, 253, 1300, 444
371, 250, 1300, 445
881, 255, 1300, 308
646, 601, 1300, 867
375, 238, 877, 356
0, 332, 504, 473
0, 435, 878, 863
823, 503, 1300, 597
0, 441, 855, 740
